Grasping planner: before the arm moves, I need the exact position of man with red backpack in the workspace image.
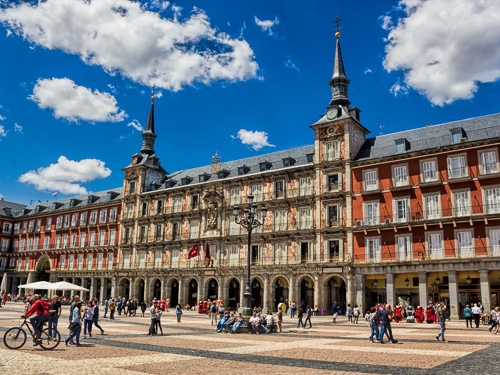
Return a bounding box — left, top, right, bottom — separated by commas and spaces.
22, 294, 51, 343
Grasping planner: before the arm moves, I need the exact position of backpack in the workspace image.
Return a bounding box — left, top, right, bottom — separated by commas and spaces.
210, 304, 217, 313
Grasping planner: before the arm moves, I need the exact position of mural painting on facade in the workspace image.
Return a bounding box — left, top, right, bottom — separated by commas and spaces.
263, 211, 272, 231
262, 242, 272, 264
288, 206, 297, 229
181, 218, 189, 239
288, 241, 297, 262
206, 202, 218, 230
287, 175, 296, 196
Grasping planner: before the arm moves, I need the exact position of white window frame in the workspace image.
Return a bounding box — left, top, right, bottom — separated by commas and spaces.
366, 237, 381, 262
393, 197, 410, 223
126, 204, 134, 219
424, 194, 441, 220
453, 190, 470, 217
393, 164, 408, 187
326, 204, 340, 227
90, 210, 98, 225
228, 246, 239, 266
138, 252, 146, 268
171, 249, 180, 268
77, 254, 83, 270
274, 242, 287, 264
456, 229, 474, 259
99, 230, 106, 246
274, 210, 287, 231
80, 212, 87, 226
396, 234, 412, 261
229, 220, 241, 235
299, 177, 312, 196
298, 207, 312, 229
363, 200, 379, 225
68, 254, 74, 270
189, 220, 199, 239
109, 229, 116, 245
173, 197, 183, 213
87, 253, 93, 270
484, 186, 500, 214
363, 169, 378, 191
154, 251, 162, 268
447, 154, 467, 179
229, 188, 240, 206
109, 207, 118, 222
488, 228, 500, 257
479, 149, 498, 175
251, 184, 263, 202
326, 172, 342, 192
80, 233, 86, 248
426, 231, 443, 260
89, 231, 96, 246
324, 140, 340, 161
99, 209, 107, 224
56, 216, 63, 229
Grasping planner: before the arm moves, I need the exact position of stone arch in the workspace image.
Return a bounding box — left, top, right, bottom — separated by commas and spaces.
150, 277, 162, 300
166, 277, 180, 307
271, 275, 290, 310
250, 276, 265, 309
323, 274, 347, 314
296, 274, 315, 309
224, 276, 242, 311
34, 255, 51, 282
205, 277, 220, 301
117, 277, 131, 299
132, 277, 146, 302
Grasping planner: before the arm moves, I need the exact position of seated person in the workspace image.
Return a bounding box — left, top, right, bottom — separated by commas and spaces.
249, 312, 268, 334
231, 313, 244, 334
223, 312, 236, 333
184, 304, 190, 311
216, 311, 230, 332
264, 312, 274, 333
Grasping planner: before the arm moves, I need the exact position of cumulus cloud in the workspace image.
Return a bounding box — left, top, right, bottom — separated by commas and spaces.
254, 16, 279, 36
364, 68, 372, 74
14, 123, 23, 133
232, 129, 275, 151
383, 0, 500, 106
0, 125, 6, 139
18, 156, 112, 195
284, 57, 300, 73
0, 0, 258, 91
30, 78, 127, 122
127, 119, 144, 132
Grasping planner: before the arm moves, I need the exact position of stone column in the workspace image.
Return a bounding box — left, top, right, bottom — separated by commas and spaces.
386, 273, 396, 308
100, 277, 106, 303
288, 274, 295, 311
355, 274, 365, 313
219, 276, 227, 307
144, 277, 151, 303
90, 278, 96, 300
199, 276, 206, 302
447, 270, 459, 320
263, 275, 270, 312
313, 274, 320, 311
110, 278, 116, 300
162, 276, 168, 301
479, 269, 491, 311
418, 271, 428, 307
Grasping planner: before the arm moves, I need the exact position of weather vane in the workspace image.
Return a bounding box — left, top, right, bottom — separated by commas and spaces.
151, 84, 157, 102
333, 16, 343, 32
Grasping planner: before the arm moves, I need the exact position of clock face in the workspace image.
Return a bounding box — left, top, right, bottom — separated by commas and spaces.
326, 107, 339, 120
145, 170, 162, 186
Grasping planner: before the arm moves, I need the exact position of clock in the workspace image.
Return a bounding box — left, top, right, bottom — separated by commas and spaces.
326, 106, 340, 120
145, 170, 163, 187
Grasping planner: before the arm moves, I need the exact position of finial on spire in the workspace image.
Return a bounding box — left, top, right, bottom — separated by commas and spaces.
151, 84, 157, 102
334, 16, 343, 31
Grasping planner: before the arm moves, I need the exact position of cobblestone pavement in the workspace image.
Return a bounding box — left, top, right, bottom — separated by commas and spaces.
1, 303, 499, 375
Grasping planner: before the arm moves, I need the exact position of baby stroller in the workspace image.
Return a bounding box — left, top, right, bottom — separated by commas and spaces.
406, 306, 415, 323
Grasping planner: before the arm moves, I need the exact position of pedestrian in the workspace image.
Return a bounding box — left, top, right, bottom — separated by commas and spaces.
368, 307, 379, 343
64, 301, 82, 347
297, 305, 305, 328
140, 300, 147, 317
378, 304, 398, 344
148, 301, 158, 335
332, 301, 338, 323
489, 306, 499, 333
48, 295, 61, 340
109, 299, 116, 320
91, 300, 104, 335
353, 305, 360, 324
103, 298, 109, 318
155, 304, 164, 335
303, 305, 312, 328
471, 303, 481, 328
347, 304, 353, 323
463, 304, 472, 328
175, 304, 182, 323
276, 306, 283, 333
210, 302, 218, 326
435, 302, 447, 342
82, 300, 94, 339
290, 301, 296, 319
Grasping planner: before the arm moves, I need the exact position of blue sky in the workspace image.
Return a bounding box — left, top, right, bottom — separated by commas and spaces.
0, 0, 499, 205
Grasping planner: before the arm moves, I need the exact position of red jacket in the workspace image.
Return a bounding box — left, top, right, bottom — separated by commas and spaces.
24, 299, 51, 317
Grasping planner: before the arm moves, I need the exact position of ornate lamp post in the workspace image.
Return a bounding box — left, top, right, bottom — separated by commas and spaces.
233, 195, 267, 318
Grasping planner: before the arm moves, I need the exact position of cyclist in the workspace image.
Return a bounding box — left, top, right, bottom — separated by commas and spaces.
22, 294, 51, 344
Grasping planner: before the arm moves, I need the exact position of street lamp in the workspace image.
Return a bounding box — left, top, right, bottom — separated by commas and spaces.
233, 195, 267, 318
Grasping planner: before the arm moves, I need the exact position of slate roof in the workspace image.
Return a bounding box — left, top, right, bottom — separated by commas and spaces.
0, 200, 27, 218
355, 113, 500, 161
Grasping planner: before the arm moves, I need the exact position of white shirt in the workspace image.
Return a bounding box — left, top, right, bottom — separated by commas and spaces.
471, 305, 481, 314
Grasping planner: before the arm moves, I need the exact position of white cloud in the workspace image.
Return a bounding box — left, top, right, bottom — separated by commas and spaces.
364, 68, 372, 74
380, 15, 392, 30
254, 16, 279, 36
284, 57, 300, 73
18, 156, 112, 195
0, 0, 258, 91
30, 78, 127, 122
383, 0, 500, 106
14, 123, 23, 133
0, 125, 6, 139
0, 114, 5, 121
390, 80, 409, 97
127, 119, 144, 132
232, 129, 275, 151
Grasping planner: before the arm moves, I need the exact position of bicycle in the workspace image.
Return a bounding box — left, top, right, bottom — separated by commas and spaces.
3, 317, 61, 350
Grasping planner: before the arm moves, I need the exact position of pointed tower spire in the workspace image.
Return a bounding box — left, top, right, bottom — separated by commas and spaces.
329, 28, 350, 107
140, 85, 157, 156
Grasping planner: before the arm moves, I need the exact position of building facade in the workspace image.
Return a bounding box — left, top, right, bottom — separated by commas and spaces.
1, 32, 499, 319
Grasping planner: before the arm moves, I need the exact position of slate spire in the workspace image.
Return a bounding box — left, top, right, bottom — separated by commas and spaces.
140, 86, 157, 156
329, 32, 350, 107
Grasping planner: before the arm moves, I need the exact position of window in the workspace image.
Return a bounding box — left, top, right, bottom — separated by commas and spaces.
77, 254, 83, 270
307, 153, 314, 163
68, 255, 74, 270
427, 232, 443, 260
35, 219, 41, 231
363, 201, 379, 225
43, 237, 49, 250
447, 155, 467, 179
230, 188, 240, 205
154, 251, 162, 268
396, 235, 412, 261
453, 190, 470, 217
25, 257, 30, 271
138, 252, 146, 268
456, 230, 473, 258
71, 214, 78, 227
109, 229, 116, 245
60, 255, 66, 270
327, 173, 341, 191
421, 159, 437, 182
55, 235, 61, 249
154, 224, 163, 240
99, 230, 106, 246
63, 215, 70, 228
327, 205, 339, 226
70, 233, 77, 247
328, 240, 340, 261
298, 207, 312, 229
191, 194, 199, 210
13, 223, 20, 234
129, 181, 136, 194
107, 253, 113, 269
90, 211, 98, 225
171, 249, 180, 268
366, 237, 381, 262
229, 220, 240, 235
173, 197, 183, 213
141, 202, 148, 216
451, 128, 465, 144
99, 209, 107, 223
488, 228, 500, 257
275, 181, 284, 198
190, 220, 199, 239
395, 139, 408, 154
87, 254, 93, 270
56, 216, 63, 229
393, 165, 408, 187
122, 251, 130, 269
251, 185, 263, 202
424, 194, 440, 219
139, 226, 147, 242
80, 212, 87, 226
393, 197, 410, 223
485, 187, 500, 214
109, 207, 117, 222
363, 169, 378, 191
274, 243, 287, 264
62, 234, 68, 249
2, 223, 10, 234
479, 150, 498, 175
171, 222, 180, 240
324, 140, 340, 161
274, 210, 287, 231
300, 242, 310, 263
299, 177, 312, 196
156, 200, 163, 214
80, 233, 86, 247
89, 232, 96, 246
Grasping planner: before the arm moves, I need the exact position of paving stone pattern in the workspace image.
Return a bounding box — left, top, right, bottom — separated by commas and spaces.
1, 303, 499, 375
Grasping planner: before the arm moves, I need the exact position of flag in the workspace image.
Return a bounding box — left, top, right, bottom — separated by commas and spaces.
52, 192, 58, 197
188, 243, 199, 259
205, 243, 211, 260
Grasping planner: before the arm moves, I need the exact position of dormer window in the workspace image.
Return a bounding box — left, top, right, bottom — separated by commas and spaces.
259, 162, 272, 171
238, 165, 250, 175
218, 169, 230, 179
395, 138, 409, 154
165, 180, 177, 188
282, 157, 296, 167
306, 153, 314, 163
181, 176, 193, 186
451, 128, 467, 144
199, 173, 210, 182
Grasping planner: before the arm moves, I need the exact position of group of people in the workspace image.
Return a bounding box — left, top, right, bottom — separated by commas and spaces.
65, 295, 104, 346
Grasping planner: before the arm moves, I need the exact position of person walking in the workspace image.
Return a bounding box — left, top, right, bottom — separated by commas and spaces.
82, 300, 94, 339
347, 304, 353, 323
140, 300, 147, 317
148, 301, 158, 335
65, 301, 82, 347
303, 305, 313, 328
175, 304, 182, 323
103, 298, 109, 318
332, 301, 338, 323
92, 300, 105, 335
276, 307, 283, 333
472, 303, 481, 328
353, 305, 360, 324
297, 305, 305, 328
463, 304, 473, 328
48, 295, 61, 340
109, 299, 116, 320
435, 302, 447, 342
378, 304, 398, 344
368, 307, 379, 343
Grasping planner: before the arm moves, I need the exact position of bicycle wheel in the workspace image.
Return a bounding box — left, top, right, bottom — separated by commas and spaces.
3, 327, 27, 349
39, 328, 60, 350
